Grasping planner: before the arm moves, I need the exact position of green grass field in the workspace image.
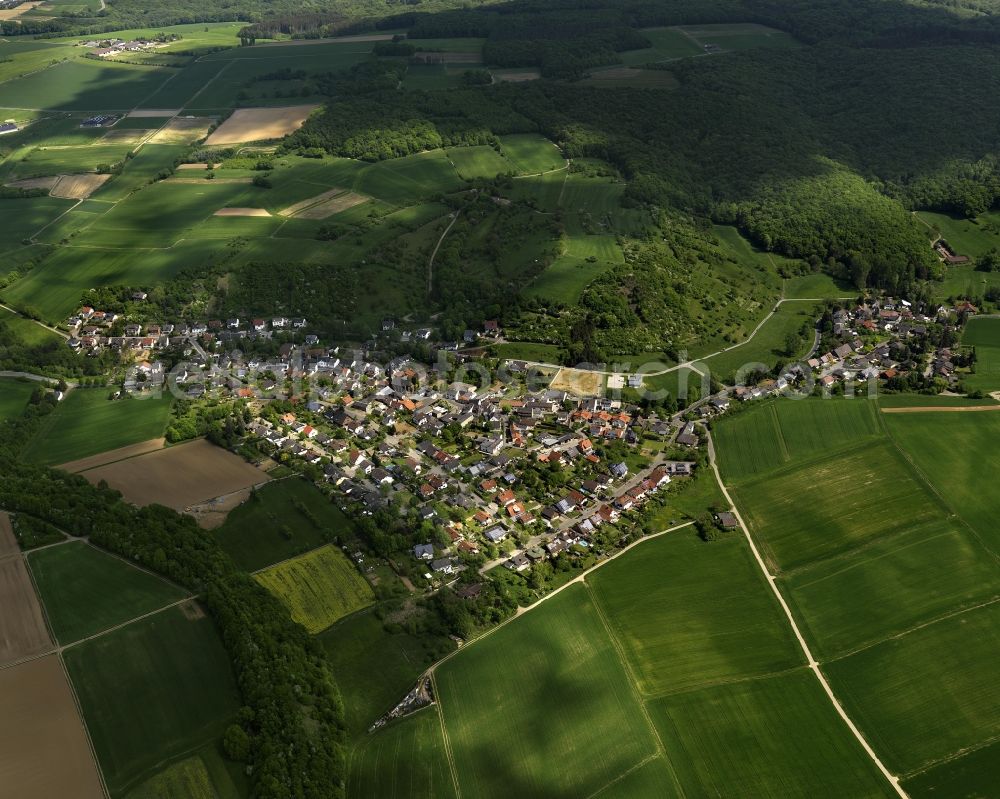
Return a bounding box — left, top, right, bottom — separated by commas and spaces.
734, 441, 944, 572
29, 541, 187, 644
781, 519, 1000, 659
347, 710, 457, 799
319, 611, 454, 736
65, 604, 241, 797
498, 133, 564, 175
214, 477, 355, 571
436, 583, 660, 799
677, 23, 801, 52
588, 533, 801, 695
884, 408, 1000, 554
254, 543, 374, 633
826, 601, 1000, 776
903, 739, 1000, 799
446, 145, 515, 180
523, 215, 624, 304
650, 670, 894, 797
0, 59, 173, 111
95, 144, 189, 202
714, 398, 880, 484
0, 305, 64, 347
20, 390, 172, 465
960, 316, 1000, 391
3, 240, 224, 322
0, 197, 75, 251
0, 377, 36, 420
124, 743, 246, 799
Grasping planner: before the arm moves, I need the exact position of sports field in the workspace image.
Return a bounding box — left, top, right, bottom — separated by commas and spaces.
64, 603, 241, 797
20, 390, 172, 465
254, 543, 374, 633
214, 477, 356, 571
29, 541, 187, 644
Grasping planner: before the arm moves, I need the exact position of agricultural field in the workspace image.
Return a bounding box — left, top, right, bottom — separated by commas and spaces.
0, 59, 173, 111
435, 584, 659, 799
19, 389, 172, 466
587, 533, 801, 695
29, 541, 188, 644
884, 406, 1000, 552
0, 655, 105, 799
649, 670, 894, 797
204, 104, 319, 145
446, 144, 515, 180
497, 133, 565, 175
419, 530, 896, 798
826, 601, 1000, 777
0, 554, 53, 666
713, 397, 881, 483
254, 543, 375, 633
0, 197, 75, 250
124, 746, 246, 799
347, 710, 457, 799
213, 477, 356, 571
620, 27, 704, 64
960, 315, 1000, 392
79, 438, 269, 511
734, 441, 944, 571
0, 376, 36, 420
320, 611, 454, 736
64, 603, 242, 797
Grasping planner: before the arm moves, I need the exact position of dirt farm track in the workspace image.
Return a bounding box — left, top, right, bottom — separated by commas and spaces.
880, 404, 1000, 413
78, 438, 270, 512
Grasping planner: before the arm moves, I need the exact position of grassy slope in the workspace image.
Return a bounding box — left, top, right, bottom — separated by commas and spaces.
0, 377, 36, 420
29, 541, 187, 644
20, 390, 172, 465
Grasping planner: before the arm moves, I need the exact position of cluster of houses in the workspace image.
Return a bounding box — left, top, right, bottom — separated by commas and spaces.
934, 239, 970, 266
80, 39, 163, 58
223, 353, 697, 580
66, 306, 310, 358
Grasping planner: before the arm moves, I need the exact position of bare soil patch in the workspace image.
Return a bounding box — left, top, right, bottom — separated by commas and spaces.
79, 438, 271, 513
149, 116, 214, 144
213, 207, 271, 217
256, 33, 393, 46
0, 655, 105, 799
100, 128, 150, 145
295, 192, 368, 219
58, 437, 165, 473
176, 162, 218, 170
550, 367, 605, 397
204, 105, 320, 146
0, 556, 52, 666
881, 405, 1000, 414
127, 108, 180, 118
0, 511, 16, 558
6, 176, 59, 191
50, 173, 111, 199
178, 599, 205, 620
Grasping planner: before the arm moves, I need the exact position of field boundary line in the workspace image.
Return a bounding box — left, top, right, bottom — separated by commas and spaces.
638, 663, 808, 702
826, 595, 1000, 663
583, 753, 662, 799
901, 729, 1000, 780
430, 671, 462, 799
56, 652, 111, 799
878, 408, 1000, 563
705, 426, 909, 798
59, 595, 194, 653
427, 211, 460, 296
585, 583, 687, 798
